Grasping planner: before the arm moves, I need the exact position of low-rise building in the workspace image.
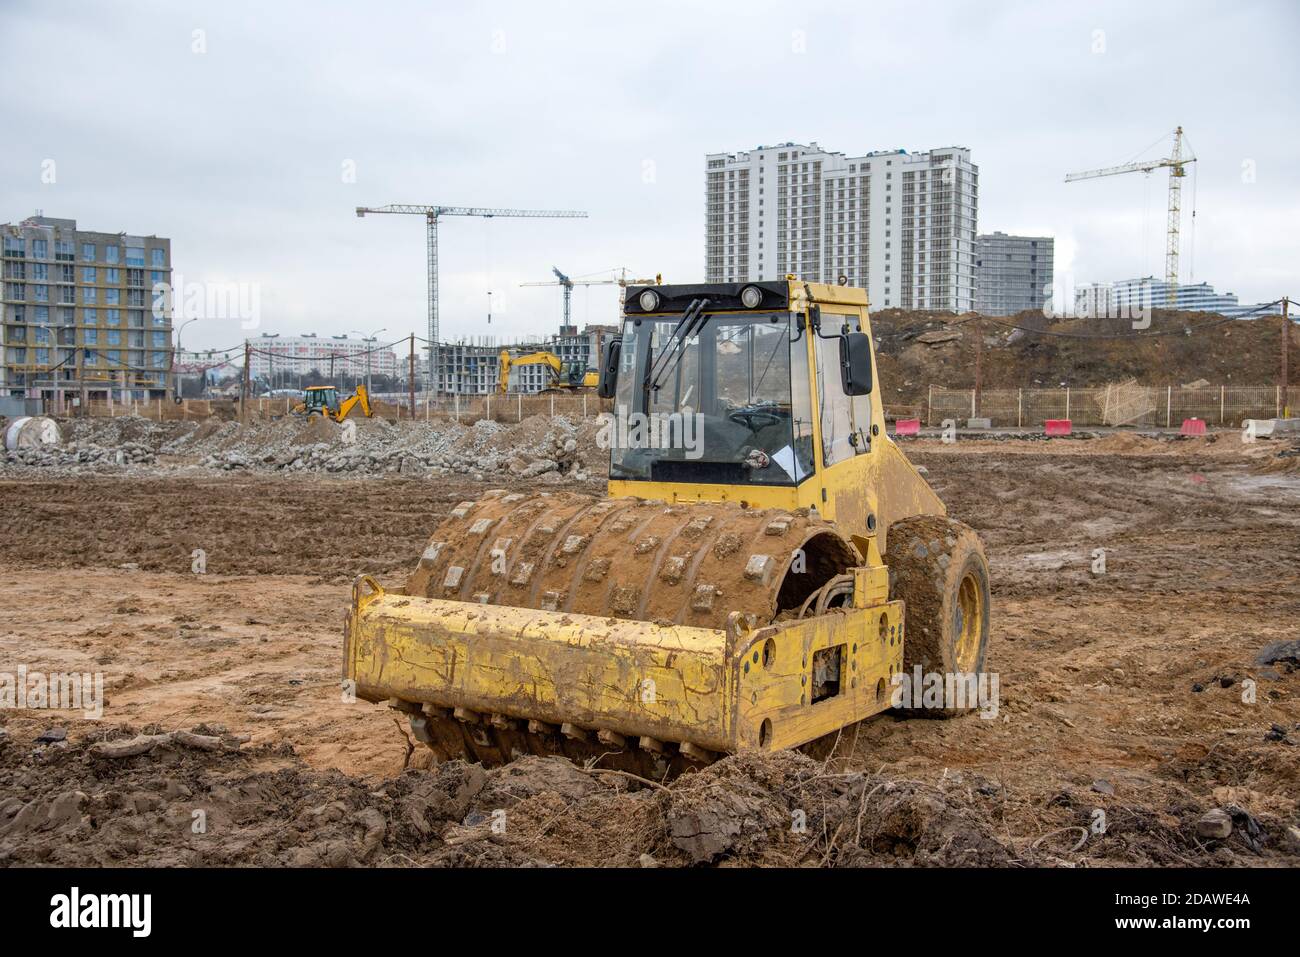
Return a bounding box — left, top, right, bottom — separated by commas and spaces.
246, 333, 399, 380
1076, 278, 1282, 318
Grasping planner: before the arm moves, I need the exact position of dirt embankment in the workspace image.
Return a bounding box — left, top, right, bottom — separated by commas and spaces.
871, 308, 1295, 408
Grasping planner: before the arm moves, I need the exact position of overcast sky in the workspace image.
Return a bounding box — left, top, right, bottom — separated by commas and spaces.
3, 0, 1297, 352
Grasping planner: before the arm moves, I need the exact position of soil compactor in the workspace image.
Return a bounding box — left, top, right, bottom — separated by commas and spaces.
344, 280, 990, 776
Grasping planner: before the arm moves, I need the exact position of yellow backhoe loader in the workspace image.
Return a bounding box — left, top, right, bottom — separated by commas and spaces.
292, 384, 373, 422
498, 350, 599, 393
345, 281, 990, 776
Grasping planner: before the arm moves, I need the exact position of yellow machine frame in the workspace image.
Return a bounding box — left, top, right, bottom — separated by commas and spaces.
345, 280, 945, 762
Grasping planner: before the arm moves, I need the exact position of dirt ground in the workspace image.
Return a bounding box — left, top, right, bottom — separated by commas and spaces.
1, 433, 1297, 866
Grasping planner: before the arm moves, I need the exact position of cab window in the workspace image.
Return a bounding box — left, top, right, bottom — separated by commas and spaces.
814, 314, 872, 466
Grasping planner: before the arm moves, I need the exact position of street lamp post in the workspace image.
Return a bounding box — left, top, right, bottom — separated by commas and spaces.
174, 317, 199, 400
351, 327, 386, 395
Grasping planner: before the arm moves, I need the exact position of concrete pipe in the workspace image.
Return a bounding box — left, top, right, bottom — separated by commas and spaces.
4, 416, 63, 451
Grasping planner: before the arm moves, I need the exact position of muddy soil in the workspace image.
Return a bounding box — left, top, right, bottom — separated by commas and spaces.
0, 474, 492, 579
1, 436, 1297, 866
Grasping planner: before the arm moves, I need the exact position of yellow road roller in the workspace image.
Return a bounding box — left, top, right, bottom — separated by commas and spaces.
344, 280, 990, 776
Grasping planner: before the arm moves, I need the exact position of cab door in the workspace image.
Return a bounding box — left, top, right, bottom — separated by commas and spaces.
812, 308, 877, 532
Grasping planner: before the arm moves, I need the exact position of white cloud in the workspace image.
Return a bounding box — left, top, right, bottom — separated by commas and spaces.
2, 0, 1296, 352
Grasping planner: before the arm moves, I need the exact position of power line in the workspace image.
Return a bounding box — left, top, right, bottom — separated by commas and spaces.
247, 335, 407, 360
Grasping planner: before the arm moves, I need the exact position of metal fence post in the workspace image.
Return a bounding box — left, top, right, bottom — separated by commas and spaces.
1167, 386, 1172, 428
1017, 389, 1022, 428
1065, 388, 1070, 421
1220, 385, 1225, 425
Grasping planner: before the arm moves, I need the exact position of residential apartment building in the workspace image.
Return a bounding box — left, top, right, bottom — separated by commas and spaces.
705, 142, 979, 311
2, 214, 172, 400
247, 333, 399, 381
975, 232, 1054, 316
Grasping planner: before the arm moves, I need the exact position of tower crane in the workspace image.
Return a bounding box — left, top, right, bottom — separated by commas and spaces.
521, 267, 663, 330
551, 267, 574, 331
1065, 127, 1196, 306
355, 205, 587, 383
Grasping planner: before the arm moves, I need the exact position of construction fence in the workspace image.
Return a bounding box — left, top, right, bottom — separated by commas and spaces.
42, 384, 1300, 430
925, 384, 1300, 429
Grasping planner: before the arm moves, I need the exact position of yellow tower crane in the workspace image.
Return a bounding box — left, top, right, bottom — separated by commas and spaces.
1065, 127, 1196, 305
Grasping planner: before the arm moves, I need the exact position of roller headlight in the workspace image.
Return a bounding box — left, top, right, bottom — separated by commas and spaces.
638, 289, 660, 311
740, 285, 763, 308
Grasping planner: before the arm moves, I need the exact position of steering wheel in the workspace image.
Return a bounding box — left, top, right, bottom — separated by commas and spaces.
728, 409, 782, 431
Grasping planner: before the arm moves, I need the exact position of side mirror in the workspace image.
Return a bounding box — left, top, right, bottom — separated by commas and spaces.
596, 338, 621, 399
839, 332, 873, 396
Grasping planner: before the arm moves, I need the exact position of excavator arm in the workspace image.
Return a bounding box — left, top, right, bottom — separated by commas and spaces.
498, 351, 563, 393
335, 384, 372, 420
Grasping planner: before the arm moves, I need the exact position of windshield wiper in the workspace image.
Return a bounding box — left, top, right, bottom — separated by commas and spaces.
646, 297, 710, 397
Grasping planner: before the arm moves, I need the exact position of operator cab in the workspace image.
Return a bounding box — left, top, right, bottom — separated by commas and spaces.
599, 281, 875, 488
560, 360, 591, 388
303, 386, 341, 415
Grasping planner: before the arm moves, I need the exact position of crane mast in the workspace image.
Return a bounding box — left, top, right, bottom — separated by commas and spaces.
355, 204, 587, 387
551, 266, 574, 332
521, 267, 663, 328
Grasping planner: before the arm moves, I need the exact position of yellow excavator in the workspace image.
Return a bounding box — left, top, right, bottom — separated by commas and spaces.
498, 350, 599, 393
345, 280, 991, 776
292, 384, 373, 422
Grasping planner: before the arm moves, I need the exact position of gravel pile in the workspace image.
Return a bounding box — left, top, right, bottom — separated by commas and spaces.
196, 416, 590, 481
0, 413, 599, 482
3, 441, 156, 471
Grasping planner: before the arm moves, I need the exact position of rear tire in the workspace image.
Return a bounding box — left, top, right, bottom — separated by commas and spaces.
885, 515, 991, 717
